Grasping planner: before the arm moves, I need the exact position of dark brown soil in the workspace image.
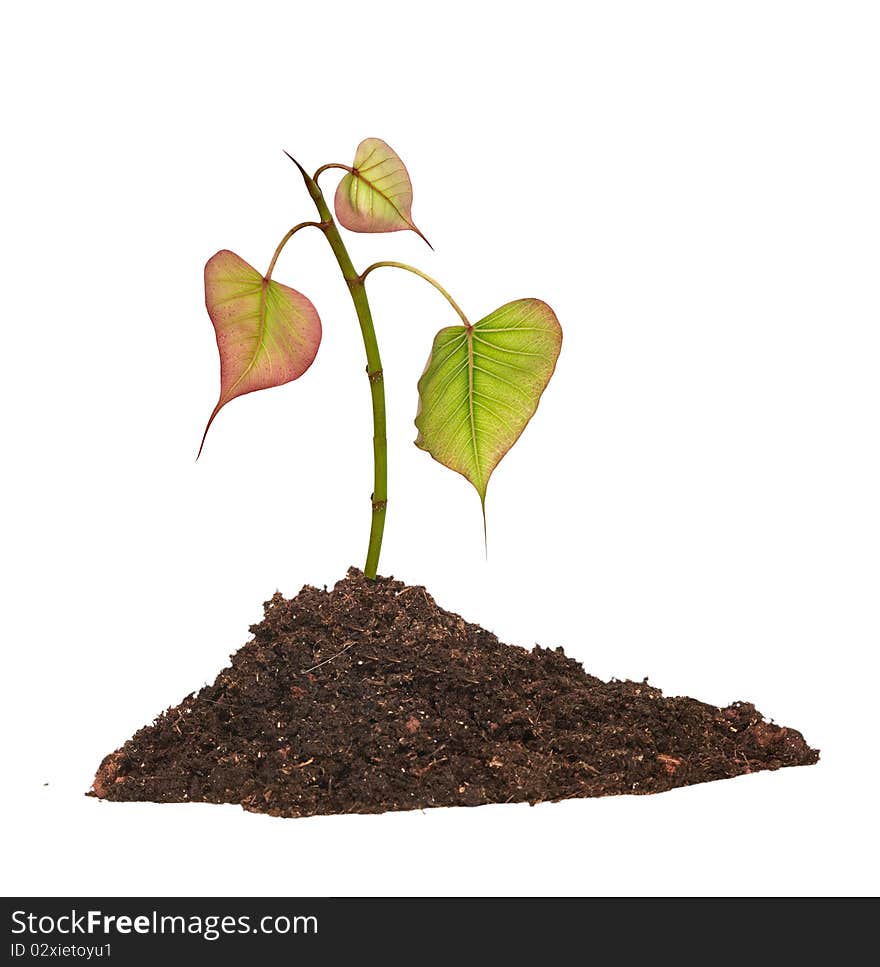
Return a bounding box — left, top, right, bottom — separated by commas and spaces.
91, 569, 818, 817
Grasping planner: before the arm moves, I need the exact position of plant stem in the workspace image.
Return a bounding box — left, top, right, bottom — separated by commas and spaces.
361, 261, 472, 328
286, 152, 387, 580
265, 221, 325, 280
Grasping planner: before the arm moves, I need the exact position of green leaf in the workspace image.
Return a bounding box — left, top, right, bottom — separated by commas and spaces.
198, 250, 321, 457
415, 299, 562, 514
334, 138, 430, 246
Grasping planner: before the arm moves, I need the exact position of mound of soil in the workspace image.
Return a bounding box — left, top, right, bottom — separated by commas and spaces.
91, 569, 818, 817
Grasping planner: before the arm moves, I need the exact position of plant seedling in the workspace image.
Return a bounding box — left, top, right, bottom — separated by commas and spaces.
90, 142, 820, 816
199, 138, 562, 578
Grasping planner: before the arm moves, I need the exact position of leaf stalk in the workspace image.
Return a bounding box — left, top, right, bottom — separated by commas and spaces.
361, 261, 472, 328
313, 162, 356, 183
265, 221, 326, 280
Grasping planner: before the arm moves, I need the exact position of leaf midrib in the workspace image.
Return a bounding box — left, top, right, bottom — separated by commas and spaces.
466, 326, 482, 495
225, 278, 271, 399
350, 163, 413, 228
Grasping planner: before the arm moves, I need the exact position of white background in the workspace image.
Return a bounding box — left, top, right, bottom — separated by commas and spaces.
2, 1, 878, 897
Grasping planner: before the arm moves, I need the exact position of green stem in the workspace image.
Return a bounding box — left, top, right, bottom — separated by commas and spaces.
361, 261, 472, 328
265, 221, 325, 280
286, 152, 387, 580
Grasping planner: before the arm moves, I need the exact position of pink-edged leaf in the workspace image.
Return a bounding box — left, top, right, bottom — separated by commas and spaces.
334, 137, 430, 246
198, 250, 321, 456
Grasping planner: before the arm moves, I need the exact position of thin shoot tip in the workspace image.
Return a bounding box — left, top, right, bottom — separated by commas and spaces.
282, 150, 309, 179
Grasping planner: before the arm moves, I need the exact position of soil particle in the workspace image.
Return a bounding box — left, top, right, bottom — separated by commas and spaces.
91, 569, 818, 817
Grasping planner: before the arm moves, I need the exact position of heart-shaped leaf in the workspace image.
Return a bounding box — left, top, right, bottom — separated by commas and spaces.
334, 137, 430, 245
199, 249, 321, 456
415, 299, 562, 513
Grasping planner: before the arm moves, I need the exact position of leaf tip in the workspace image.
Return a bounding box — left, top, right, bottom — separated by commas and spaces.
196, 403, 221, 461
